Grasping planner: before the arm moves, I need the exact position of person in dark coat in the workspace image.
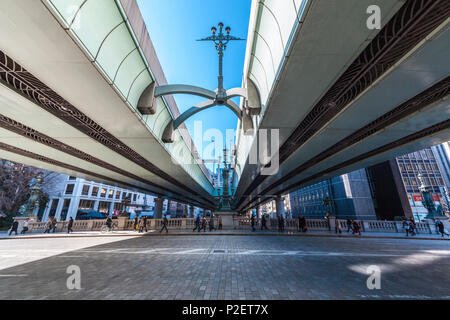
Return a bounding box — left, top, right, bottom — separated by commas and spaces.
106, 215, 112, 231
408, 218, 416, 236
218, 216, 223, 230
209, 215, 215, 231
298, 215, 307, 232
201, 216, 207, 232
193, 215, 201, 232
251, 215, 256, 232
346, 217, 353, 233
352, 220, 361, 236
67, 217, 74, 234
9, 220, 18, 236
261, 214, 268, 230
142, 216, 148, 232
436, 220, 449, 237
160, 214, 169, 233
51, 217, 58, 233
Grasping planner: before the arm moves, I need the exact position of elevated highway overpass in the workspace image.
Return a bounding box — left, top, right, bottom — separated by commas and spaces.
0, 0, 216, 210
0, 0, 448, 215
233, 0, 450, 212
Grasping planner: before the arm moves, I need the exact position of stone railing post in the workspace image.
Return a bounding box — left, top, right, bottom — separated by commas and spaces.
329, 217, 336, 233
117, 216, 127, 230
181, 219, 187, 229
87, 220, 94, 231
362, 221, 369, 232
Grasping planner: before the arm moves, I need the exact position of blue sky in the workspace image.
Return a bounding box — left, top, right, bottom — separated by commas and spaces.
136, 0, 251, 171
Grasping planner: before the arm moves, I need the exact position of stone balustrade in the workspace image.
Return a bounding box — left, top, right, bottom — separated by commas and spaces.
22, 217, 442, 235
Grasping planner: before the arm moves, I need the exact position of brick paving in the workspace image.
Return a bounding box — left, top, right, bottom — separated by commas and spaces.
0, 235, 449, 299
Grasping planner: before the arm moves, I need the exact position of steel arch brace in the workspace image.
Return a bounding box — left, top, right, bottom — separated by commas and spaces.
162, 99, 249, 143
162, 100, 216, 143
155, 84, 217, 100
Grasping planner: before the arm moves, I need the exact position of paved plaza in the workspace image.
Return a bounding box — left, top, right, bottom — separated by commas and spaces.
1, 234, 450, 299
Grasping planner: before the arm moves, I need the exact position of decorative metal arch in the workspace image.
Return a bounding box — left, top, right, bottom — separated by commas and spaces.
136, 23, 262, 143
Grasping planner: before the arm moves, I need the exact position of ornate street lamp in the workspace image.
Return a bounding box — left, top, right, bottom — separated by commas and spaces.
18, 171, 43, 219
418, 173, 442, 219
323, 196, 333, 218
197, 23, 244, 104
137, 22, 261, 144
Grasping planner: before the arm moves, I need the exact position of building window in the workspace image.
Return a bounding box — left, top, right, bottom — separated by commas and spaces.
81, 184, 90, 196
98, 201, 110, 214
91, 186, 99, 197
69, 176, 76, 180
115, 190, 121, 199
108, 189, 114, 199
49, 199, 59, 218
133, 193, 137, 202
78, 200, 95, 210
100, 188, 106, 197
65, 184, 75, 195
61, 199, 71, 221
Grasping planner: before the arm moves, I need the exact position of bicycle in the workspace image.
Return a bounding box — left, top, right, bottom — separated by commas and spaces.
100, 221, 118, 233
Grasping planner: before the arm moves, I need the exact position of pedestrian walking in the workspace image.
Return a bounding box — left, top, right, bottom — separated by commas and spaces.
261, 214, 268, 230
251, 215, 256, 232
193, 215, 201, 232
20, 218, 30, 234
8, 220, 18, 236
160, 214, 169, 233
142, 216, 148, 232
44, 218, 52, 234
335, 218, 342, 234
436, 220, 449, 237
134, 215, 139, 231
352, 220, 361, 236
346, 217, 353, 233
201, 215, 207, 232
218, 215, 223, 230
298, 215, 307, 232
408, 218, 416, 236
402, 220, 410, 236
51, 217, 58, 233
209, 215, 215, 231
67, 217, 74, 234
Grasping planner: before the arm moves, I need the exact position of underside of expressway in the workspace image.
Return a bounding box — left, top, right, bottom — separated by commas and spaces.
0, 0, 449, 214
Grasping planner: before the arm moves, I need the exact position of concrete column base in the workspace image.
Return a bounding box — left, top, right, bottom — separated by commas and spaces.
215, 212, 235, 230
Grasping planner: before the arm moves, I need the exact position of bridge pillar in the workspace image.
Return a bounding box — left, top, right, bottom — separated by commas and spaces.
256, 206, 261, 219
275, 196, 285, 218
154, 197, 164, 219
189, 205, 194, 218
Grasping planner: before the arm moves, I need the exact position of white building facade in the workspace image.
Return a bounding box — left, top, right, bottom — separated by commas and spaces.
40, 174, 155, 222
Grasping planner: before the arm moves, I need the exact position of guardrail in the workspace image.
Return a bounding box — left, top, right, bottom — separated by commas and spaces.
23, 217, 440, 234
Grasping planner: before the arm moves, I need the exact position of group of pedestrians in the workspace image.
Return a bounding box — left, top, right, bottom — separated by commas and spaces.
193, 215, 222, 232
44, 217, 58, 233
345, 217, 362, 236
133, 215, 149, 233
402, 218, 417, 236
